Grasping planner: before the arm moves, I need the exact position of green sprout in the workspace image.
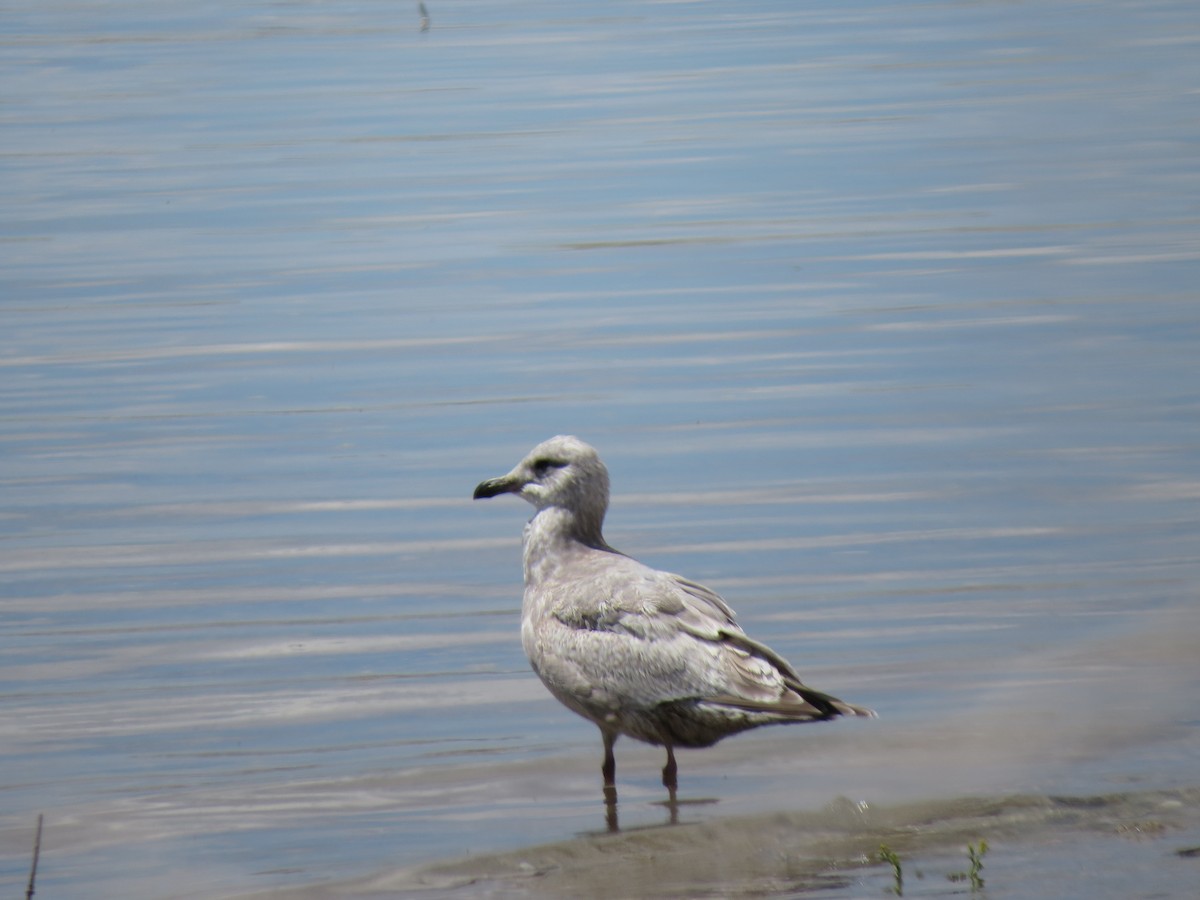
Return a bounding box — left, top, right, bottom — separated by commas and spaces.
947, 839, 988, 891
878, 844, 903, 896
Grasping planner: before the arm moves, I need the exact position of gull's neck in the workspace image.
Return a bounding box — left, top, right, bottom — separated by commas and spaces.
522, 505, 609, 585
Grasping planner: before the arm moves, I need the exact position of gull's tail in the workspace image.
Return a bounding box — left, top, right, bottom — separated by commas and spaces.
789, 681, 876, 719
707, 682, 875, 721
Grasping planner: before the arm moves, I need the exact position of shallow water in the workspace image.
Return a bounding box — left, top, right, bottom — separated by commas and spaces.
2, 1, 1199, 897
267, 786, 1200, 899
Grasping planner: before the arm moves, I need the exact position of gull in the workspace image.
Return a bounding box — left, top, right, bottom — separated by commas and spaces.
473, 435, 874, 798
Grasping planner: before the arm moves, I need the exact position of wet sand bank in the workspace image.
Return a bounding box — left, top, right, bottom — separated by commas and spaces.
243, 785, 1200, 898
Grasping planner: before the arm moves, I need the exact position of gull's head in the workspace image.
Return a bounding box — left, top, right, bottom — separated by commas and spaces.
472, 435, 609, 520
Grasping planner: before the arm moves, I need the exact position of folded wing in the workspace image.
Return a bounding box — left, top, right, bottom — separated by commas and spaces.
541, 553, 873, 720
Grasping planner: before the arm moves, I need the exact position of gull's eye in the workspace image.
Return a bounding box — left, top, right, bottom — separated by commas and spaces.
532, 458, 567, 478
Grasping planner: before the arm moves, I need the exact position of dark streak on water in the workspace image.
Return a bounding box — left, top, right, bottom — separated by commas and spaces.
2, 1, 1199, 897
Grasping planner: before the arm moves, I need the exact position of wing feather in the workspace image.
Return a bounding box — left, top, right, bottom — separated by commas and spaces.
539, 553, 873, 718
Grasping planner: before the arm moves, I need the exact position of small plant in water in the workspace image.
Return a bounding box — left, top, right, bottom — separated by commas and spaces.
947, 839, 988, 891
878, 844, 903, 896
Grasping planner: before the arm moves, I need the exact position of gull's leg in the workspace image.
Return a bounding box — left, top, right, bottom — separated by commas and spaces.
601, 729, 617, 787
662, 745, 679, 822
601, 730, 619, 832
661, 745, 678, 797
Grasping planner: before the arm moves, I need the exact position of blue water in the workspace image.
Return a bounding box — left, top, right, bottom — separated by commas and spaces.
2, 1, 1198, 896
